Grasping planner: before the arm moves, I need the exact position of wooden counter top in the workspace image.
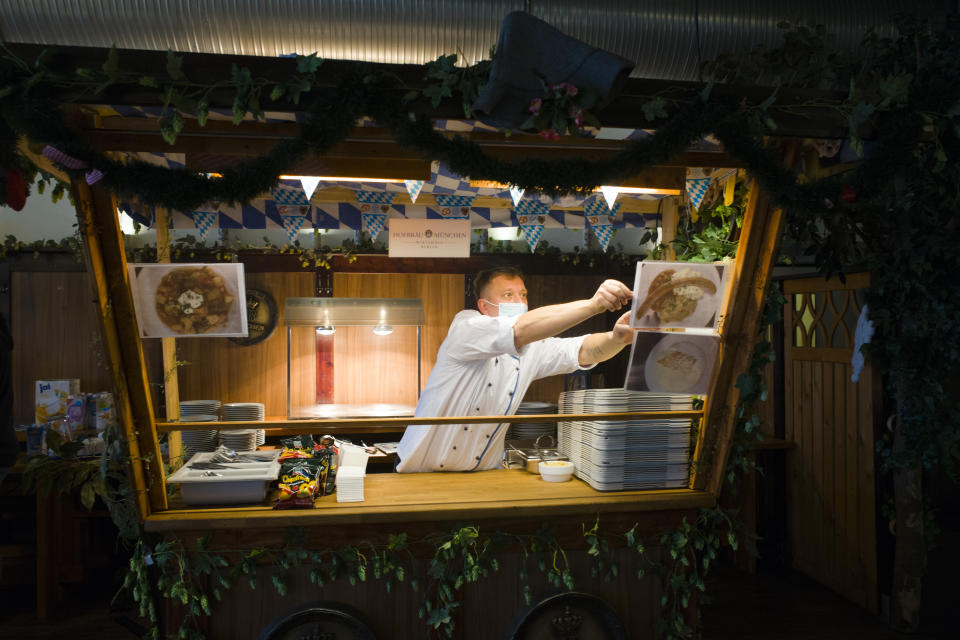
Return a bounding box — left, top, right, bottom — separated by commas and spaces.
144, 469, 714, 532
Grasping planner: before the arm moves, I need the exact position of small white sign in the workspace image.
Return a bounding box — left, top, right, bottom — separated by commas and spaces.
388, 219, 471, 258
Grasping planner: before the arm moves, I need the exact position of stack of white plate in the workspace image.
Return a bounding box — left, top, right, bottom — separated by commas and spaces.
507, 401, 558, 441
557, 389, 695, 491
178, 401, 221, 462
221, 403, 265, 451
179, 400, 221, 420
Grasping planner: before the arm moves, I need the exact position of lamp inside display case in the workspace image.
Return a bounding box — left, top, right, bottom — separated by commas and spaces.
285, 298, 425, 419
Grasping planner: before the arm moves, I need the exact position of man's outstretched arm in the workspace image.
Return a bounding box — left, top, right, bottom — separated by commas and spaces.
512, 279, 632, 349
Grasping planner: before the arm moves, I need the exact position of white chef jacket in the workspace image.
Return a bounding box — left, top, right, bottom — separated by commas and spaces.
396, 310, 593, 472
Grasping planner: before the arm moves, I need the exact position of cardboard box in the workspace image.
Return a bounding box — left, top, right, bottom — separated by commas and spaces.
34, 379, 79, 425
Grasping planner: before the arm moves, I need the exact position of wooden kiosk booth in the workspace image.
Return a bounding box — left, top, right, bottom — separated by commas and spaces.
9, 43, 811, 639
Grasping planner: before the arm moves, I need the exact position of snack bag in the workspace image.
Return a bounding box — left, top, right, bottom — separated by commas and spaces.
273, 458, 322, 509
278, 434, 315, 461
95, 392, 117, 433
314, 435, 339, 497
66, 394, 86, 435
26, 424, 46, 456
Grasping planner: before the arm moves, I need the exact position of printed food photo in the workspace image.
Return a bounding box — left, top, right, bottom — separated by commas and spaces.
127, 263, 249, 338
630, 261, 729, 330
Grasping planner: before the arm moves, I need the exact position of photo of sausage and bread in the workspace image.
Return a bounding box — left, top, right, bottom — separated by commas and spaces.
629, 262, 729, 330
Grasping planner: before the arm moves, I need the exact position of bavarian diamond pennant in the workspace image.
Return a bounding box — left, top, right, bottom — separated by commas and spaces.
281, 215, 306, 243
592, 224, 615, 252
404, 179, 424, 203
191, 210, 218, 240
520, 223, 544, 252
362, 212, 387, 240
685, 169, 712, 211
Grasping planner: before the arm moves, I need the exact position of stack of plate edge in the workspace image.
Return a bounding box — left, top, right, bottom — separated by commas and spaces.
221, 403, 265, 451
178, 401, 221, 462
557, 390, 694, 491
507, 401, 558, 440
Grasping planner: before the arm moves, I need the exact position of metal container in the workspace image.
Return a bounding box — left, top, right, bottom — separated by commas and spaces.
503, 445, 569, 474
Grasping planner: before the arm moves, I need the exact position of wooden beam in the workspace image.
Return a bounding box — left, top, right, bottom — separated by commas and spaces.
17, 138, 70, 183
72, 180, 167, 515
84, 116, 733, 181
691, 142, 800, 493
155, 208, 182, 468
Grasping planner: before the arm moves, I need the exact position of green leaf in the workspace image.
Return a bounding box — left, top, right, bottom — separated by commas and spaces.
101, 46, 120, 82
296, 52, 323, 73
270, 85, 285, 101
166, 50, 185, 81
642, 98, 668, 121
699, 82, 714, 102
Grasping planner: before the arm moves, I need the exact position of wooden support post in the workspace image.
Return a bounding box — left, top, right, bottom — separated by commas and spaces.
155, 208, 182, 467
72, 180, 167, 516
660, 196, 678, 260
692, 143, 798, 494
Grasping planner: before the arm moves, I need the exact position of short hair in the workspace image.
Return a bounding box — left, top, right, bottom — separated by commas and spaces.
473, 266, 525, 300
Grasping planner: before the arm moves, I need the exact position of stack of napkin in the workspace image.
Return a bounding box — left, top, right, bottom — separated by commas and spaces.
336, 443, 369, 503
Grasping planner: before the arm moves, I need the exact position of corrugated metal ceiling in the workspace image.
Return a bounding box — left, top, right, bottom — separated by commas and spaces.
0, 0, 950, 81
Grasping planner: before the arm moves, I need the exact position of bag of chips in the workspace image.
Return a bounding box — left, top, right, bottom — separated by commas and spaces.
274, 458, 322, 509
314, 435, 339, 496
278, 434, 315, 461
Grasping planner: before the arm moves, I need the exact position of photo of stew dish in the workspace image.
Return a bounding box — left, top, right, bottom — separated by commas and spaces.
631, 264, 724, 328
154, 266, 235, 334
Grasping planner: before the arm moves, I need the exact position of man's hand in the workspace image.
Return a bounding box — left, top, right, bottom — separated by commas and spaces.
577, 310, 635, 366
612, 311, 635, 344
590, 280, 633, 313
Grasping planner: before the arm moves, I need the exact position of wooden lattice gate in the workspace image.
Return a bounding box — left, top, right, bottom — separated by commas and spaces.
783, 273, 879, 613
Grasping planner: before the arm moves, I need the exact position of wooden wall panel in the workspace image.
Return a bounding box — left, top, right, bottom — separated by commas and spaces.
10, 271, 114, 423
783, 275, 877, 613
332, 273, 463, 406
176, 272, 314, 417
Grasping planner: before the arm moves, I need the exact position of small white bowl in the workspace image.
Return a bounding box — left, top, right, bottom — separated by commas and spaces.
538, 460, 574, 482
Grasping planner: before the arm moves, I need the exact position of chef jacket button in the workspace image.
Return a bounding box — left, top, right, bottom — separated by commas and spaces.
508, 391, 514, 396
475, 456, 481, 461
463, 426, 468, 431
452, 446, 456, 450
485, 434, 490, 439
439, 464, 444, 468
476, 407, 480, 411
487, 382, 492, 387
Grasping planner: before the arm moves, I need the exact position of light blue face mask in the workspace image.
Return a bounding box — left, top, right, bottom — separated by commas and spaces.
482, 299, 528, 317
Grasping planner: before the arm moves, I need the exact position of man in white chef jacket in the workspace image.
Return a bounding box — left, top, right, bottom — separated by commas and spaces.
396, 266, 634, 472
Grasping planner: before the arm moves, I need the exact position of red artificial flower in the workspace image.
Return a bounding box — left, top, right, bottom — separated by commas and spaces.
840, 185, 857, 203
538, 129, 561, 141
529, 97, 542, 115
5, 168, 26, 211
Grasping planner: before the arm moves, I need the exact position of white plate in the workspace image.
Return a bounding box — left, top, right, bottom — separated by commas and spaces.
644, 335, 713, 394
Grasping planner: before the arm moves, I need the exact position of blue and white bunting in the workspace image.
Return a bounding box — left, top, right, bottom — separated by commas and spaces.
685, 168, 712, 211
281, 215, 306, 243
509, 186, 525, 207
356, 191, 396, 205
191, 211, 218, 240
362, 212, 387, 240
271, 182, 310, 206
404, 179, 424, 203
520, 223, 544, 252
